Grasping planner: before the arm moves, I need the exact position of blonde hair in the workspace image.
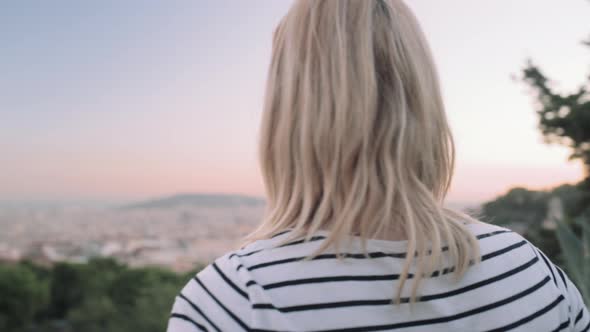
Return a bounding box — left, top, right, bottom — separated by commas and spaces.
243, 0, 481, 303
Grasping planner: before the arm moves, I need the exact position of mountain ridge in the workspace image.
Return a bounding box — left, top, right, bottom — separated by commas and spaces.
120, 193, 266, 210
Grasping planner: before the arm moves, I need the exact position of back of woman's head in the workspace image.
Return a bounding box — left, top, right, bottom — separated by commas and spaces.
246, 0, 480, 302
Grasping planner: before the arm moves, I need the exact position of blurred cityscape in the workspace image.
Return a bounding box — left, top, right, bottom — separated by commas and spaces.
0, 194, 487, 273
2, 1, 589, 330
0, 194, 264, 272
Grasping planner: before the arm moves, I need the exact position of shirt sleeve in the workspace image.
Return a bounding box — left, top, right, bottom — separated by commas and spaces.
167, 253, 252, 332
529, 244, 589, 332
563, 272, 590, 332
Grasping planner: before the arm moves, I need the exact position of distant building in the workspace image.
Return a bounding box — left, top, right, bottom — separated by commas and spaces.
0, 243, 21, 262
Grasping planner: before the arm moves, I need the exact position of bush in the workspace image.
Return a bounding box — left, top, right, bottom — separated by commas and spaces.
0, 259, 198, 332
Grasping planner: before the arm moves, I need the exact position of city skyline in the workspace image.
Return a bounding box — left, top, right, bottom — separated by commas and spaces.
1, 0, 589, 204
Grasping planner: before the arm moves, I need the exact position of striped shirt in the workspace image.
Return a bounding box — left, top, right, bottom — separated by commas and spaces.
167, 222, 589, 332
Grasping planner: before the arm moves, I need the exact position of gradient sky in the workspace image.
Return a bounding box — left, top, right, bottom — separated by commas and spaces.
1, 0, 589, 204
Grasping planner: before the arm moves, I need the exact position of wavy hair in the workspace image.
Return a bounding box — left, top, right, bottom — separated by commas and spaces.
243, 0, 481, 303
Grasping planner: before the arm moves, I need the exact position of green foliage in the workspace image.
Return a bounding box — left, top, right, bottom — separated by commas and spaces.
555, 216, 590, 303
49, 263, 87, 319
481, 187, 549, 226
522, 63, 590, 171
516, 9, 590, 300
481, 184, 587, 268
0, 259, 197, 332
522, 37, 590, 191
553, 184, 590, 217
68, 295, 118, 332
0, 264, 49, 331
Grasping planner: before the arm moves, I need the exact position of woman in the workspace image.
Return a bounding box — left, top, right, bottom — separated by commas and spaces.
168, 0, 589, 331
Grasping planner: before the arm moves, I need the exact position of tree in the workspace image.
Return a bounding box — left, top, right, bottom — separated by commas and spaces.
520, 12, 590, 295
480, 187, 572, 266
480, 187, 549, 227
0, 264, 49, 331
522, 31, 590, 206
554, 217, 590, 304
48, 263, 87, 319
0, 258, 197, 332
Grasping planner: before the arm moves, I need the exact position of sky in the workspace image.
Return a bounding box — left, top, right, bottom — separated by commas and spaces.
1, 0, 589, 205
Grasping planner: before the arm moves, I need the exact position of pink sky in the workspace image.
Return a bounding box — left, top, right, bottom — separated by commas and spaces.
1, 0, 588, 204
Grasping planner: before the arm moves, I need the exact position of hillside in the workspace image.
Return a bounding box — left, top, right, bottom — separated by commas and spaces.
121, 193, 266, 210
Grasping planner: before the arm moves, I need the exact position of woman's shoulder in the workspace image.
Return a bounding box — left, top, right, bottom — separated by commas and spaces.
465, 221, 572, 300
465, 220, 513, 236
188, 231, 304, 292
464, 221, 538, 264
168, 231, 311, 330
200, 221, 537, 290
167, 250, 254, 331
466, 221, 527, 247
226, 223, 527, 267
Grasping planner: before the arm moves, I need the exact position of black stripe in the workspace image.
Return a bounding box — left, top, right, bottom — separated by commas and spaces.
247, 256, 318, 271
230, 250, 259, 259
232, 235, 327, 259
247, 238, 527, 275
234, 231, 296, 257
481, 240, 527, 261
277, 235, 327, 247
193, 276, 249, 330
251, 256, 540, 311
212, 263, 249, 300
555, 266, 568, 290
484, 294, 565, 332
236, 229, 510, 261
417, 255, 538, 302
422, 234, 521, 278
475, 229, 511, 239
252, 276, 552, 332
178, 293, 221, 332
536, 248, 558, 287
244, 240, 527, 290
582, 319, 590, 332
271, 229, 293, 238
170, 313, 208, 331
246, 251, 406, 271
254, 253, 536, 292
576, 308, 585, 324
338, 276, 552, 332
258, 274, 402, 290
550, 319, 570, 332
253, 299, 393, 312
